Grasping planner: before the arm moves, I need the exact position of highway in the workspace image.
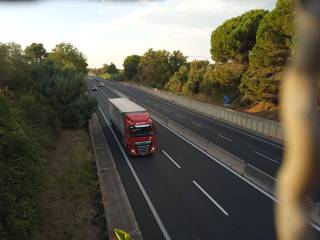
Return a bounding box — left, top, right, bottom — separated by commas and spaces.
96, 79, 284, 178
88, 77, 278, 239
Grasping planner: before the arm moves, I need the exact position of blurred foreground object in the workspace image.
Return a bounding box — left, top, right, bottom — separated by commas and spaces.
277, 0, 320, 240
114, 229, 132, 240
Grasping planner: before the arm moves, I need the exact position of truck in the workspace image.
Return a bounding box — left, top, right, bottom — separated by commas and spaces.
107, 98, 157, 156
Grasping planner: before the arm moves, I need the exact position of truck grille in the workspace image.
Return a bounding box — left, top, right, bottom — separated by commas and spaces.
135, 141, 151, 155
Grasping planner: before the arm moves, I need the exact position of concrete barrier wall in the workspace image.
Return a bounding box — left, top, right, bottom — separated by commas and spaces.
123, 83, 284, 142
243, 164, 276, 195
109, 83, 320, 228
89, 114, 143, 240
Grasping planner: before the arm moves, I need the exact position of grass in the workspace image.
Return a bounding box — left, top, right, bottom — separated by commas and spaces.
39, 130, 103, 240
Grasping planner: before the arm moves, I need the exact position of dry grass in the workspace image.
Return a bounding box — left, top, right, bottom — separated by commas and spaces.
39, 130, 103, 240
244, 102, 279, 121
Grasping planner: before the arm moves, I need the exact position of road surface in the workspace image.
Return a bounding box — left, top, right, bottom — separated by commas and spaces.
88, 78, 278, 239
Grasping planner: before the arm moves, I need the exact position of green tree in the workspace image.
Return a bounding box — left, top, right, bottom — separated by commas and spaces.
25, 43, 47, 63
182, 60, 209, 95
106, 62, 118, 74
165, 65, 189, 93
137, 49, 172, 88
49, 42, 88, 74
240, 0, 294, 102
210, 9, 268, 64
123, 55, 140, 80
0, 43, 33, 92
0, 95, 50, 240
201, 63, 245, 101
169, 50, 187, 75
32, 59, 97, 128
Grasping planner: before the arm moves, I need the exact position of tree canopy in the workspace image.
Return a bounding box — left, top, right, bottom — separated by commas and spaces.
0, 41, 96, 240
240, 0, 294, 102
106, 62, 119, 74
49, 42, 88, 74
123, 55, 140, 80
182, 60, 209, 95
210, 9, 268, 64
25, 43, 48, 63
137, 49, 187, 88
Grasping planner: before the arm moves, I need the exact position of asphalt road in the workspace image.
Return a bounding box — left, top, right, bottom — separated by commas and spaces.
88, 78, 279, 239
95, 79, 284, 178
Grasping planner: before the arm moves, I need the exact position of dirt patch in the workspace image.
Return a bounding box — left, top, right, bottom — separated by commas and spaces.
244, 102, 280, 121
39, 130, 105, 240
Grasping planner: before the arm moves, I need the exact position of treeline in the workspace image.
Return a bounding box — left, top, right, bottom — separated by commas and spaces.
0, 42, 96, 240
89, 62, 125, 81
122, 0, 293, 105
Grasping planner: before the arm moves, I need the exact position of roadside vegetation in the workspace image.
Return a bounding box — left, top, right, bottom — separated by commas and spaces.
39, 130, 102, 240
90, 62, 125, 81
93, 0, 293, 120
0, 42, 97, 240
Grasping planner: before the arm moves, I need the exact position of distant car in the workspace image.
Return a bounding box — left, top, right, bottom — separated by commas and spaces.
98, 82, 104, 87
91, 87, 98, 91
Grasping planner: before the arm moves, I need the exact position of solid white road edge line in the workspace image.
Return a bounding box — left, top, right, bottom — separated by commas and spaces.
98, 106, 172, 240
162, 150, 182, 169
153, 114, 278, 202
254, 151, 279, 165
217, 134, 233, 143
118, 83, 283, 149
100, 85, 278, 201
91, 80, 320, 232
193, 180, 229, 216
192, 122, 203, 128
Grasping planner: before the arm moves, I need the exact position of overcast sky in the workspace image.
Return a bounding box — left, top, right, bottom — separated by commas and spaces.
0, 0, 276, 68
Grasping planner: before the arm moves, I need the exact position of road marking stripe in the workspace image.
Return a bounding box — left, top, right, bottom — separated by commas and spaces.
193, 181, 229, 216
176, 114, 183, 118
99, 83, 279, 203
98, 106, 172, 240
121, 84, 283, 149
162, 150, 182, 169
254, 151, 279, 164
151, 114, 278, 202
192, 122, 203, 128
217, 134, 232, 143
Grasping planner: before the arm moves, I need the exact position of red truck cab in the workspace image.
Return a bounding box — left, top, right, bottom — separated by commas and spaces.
108, 98, 157, 156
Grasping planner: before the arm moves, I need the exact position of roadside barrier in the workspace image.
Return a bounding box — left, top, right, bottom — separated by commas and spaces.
122, 82, 284, 142
108, 83, 320, 228
89, 114, 143, 240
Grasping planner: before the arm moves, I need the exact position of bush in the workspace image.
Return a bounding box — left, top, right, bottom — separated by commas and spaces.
0, 96, 49, 240
201, 63, 245, 101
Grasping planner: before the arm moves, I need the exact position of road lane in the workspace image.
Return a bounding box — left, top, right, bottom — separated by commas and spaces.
101, 80, 282, 177
88, 79, 278, 239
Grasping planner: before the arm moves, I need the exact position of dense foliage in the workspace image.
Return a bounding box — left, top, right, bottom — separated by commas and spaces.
137, 49, 187, 88
0, 41, 96, 240
49, 42, 88, 74
240, 0, 294, 102
182, 61, 209, 96
124, 0, 293, 106
201, 63, 246, 101
123, 55, 140, 80
210, 9, 268, 64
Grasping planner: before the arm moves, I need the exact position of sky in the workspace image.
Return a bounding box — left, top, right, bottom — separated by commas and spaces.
0, 0, 276, 68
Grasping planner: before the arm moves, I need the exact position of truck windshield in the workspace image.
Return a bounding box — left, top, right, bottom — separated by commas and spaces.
129, 126, 154, 137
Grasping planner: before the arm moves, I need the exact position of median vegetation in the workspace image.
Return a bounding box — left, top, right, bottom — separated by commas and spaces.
0, 42, 97, 240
